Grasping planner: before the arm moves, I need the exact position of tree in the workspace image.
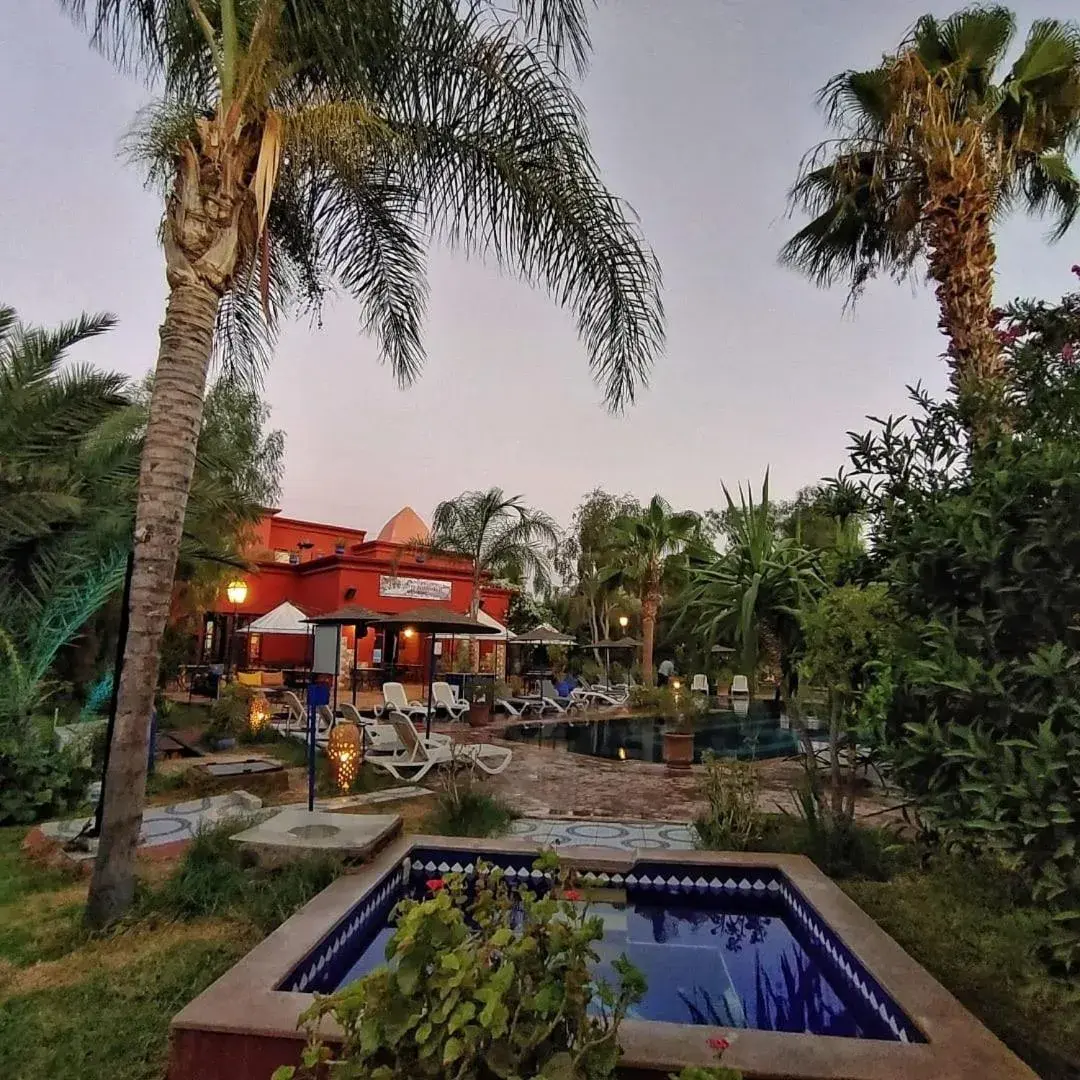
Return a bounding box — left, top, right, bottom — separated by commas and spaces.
680, 474, 822, 689
556, 489, 640, 660
64, 0, 664, 927
605, 496, 699, 684
782, 6, 1080, 428
429, 488, 559, 620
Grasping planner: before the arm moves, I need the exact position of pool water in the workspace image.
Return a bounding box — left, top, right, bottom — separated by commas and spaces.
501, 708, 799, 763
333, 887, 895, 1039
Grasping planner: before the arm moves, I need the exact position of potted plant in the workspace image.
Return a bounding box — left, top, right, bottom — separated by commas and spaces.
334, 537, 347, 555
661, 682, 695, 770
467, 686, 492, 727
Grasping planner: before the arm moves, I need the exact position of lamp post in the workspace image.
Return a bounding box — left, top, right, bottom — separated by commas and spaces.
613, 615, 629, 685
224, 578, 248, 684
619, 615, 629, 631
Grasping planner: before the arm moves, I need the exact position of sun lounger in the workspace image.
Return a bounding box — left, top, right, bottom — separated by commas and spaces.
730, 675, 750, 701
432, 681, 470, 720
691, 674, 709, 694
366, 715, 512, 782
377, 681, 429, 722
271, 690, 306, 736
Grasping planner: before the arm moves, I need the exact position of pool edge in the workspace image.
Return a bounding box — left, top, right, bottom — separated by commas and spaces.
168, 836, 1037, 1080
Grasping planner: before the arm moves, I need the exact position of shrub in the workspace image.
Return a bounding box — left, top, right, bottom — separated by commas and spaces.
694, 752, 761, 851
0, 733, 94, 826
278, 853, 646, 1080
143, 820, 342, 934
422, 757, 516, 837
205, 684, 253, 743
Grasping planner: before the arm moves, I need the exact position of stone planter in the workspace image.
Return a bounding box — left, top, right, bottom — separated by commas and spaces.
662, 730, 694, 770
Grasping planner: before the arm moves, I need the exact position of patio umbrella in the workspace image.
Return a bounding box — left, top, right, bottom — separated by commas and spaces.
586, 636, 642, 685
376, 606, 502, 737
512, 622, 575, 646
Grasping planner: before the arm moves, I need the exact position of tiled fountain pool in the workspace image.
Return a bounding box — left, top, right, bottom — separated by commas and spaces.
170, 838, 1038, 1080
502, 707, 800, 763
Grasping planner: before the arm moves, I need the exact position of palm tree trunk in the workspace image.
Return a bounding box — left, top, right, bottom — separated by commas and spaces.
84, 279, 220, 928
85, 114, 256, 928
925, 162, 1002, 434
641, 591, 660, 686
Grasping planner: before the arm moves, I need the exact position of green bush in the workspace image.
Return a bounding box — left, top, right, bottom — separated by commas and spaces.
205, 684, 253, 743
422, 760, 516, 838
846, 295, 1080, 969
0, 734, 94, 826
142, 820, 342, 934
694, 751, 761, 851
278, 854, 646, 1080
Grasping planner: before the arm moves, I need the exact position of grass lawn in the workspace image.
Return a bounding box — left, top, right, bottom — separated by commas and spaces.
845, 857, 1080, 1080
0, 825, 334, 1080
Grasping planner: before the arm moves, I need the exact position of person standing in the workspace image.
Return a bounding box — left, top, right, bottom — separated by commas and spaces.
657, 658, 675, 687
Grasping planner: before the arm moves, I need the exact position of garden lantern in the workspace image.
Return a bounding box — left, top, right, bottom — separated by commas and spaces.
248, 694, 271, 735
327, 722, 361, 792
226, 579, 249, 606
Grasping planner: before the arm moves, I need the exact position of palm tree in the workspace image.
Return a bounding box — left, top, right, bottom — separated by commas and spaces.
62, 0, 664, 927
680, 474, 822, 689
605, 496, 699, 684
781, 6, 1080, 428
429, 488, 559, 620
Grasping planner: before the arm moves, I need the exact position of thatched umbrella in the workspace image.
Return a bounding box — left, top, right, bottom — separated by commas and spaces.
586, 636, 642, 685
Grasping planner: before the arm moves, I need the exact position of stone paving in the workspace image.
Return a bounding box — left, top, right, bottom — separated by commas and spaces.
508, 817, 697, 851
39, 791, 263, 859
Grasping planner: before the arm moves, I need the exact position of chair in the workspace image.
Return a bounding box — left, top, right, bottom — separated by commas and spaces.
378, 682, 430, 721
272, 690, 307, 736
691, 674, 709, 694
432, 681, 470, 720
287, 703, 337, 746
730, 675, 750, 701
366, 716, 512, 782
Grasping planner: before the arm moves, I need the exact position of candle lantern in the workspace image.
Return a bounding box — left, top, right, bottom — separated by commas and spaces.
327, 722, 361, 792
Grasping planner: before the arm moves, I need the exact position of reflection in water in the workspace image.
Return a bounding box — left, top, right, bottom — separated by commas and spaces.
502, 707, 799, 764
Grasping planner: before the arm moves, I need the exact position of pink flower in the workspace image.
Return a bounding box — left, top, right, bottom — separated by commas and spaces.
707, 1036, 731, 1053
562, 889, 582, 902
426, 878, 446, 892
1064, 343, 1075, 364
1072, 264, 1080, 278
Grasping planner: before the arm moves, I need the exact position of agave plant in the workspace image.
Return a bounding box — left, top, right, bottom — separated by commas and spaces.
680, 473, 822, 682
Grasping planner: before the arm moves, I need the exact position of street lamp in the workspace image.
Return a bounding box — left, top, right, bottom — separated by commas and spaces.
224, 579, 248, 683
619, 615, 629, 632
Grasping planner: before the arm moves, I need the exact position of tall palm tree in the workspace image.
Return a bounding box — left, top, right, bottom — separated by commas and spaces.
680, 474, 822, 687
63, 0, 664, 927
782, 6, 1080, 429
429, 488, 560, 620
605, 496, 699, 685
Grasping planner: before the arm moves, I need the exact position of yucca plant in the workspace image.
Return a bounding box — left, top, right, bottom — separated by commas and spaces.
62, 0, 664, 927
782, 6, 1080, 431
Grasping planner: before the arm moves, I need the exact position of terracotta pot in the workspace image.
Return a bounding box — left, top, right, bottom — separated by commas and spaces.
468, 702, 492, 728
662, 730, 694, 770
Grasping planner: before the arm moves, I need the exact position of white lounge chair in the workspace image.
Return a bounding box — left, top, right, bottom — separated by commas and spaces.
432, 681, 470, 720
366, 716, 512, 782
287, 703, 337, 746
691, 674, 709, 694
730, 675, 750, 700
572, 680, 625, 708
271, 690, 307, 736
378, 682, 429, 722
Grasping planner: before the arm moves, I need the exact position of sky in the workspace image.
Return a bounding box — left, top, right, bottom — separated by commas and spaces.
3, 0, 1079, 534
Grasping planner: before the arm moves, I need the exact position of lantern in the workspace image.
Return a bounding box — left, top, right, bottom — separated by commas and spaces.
226, 579, 249, 606
249, 693, 271, 735
327, 722, 361, 792
618, 615, 629, 631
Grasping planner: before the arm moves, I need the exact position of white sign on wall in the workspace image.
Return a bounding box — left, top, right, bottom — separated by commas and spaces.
379, 575, 452, 601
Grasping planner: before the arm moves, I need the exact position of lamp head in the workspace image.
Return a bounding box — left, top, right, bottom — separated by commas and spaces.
226, 579, 248, 606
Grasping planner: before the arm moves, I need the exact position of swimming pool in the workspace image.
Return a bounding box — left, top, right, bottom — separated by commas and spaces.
171, 838, 1037, 1080
315, 865, 911, 1040
501, 708, 799, 763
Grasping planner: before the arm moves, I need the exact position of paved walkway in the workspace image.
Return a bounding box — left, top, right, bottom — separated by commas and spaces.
508, 817, 697, 851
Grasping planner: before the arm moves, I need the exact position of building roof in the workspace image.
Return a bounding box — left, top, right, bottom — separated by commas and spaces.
236, 601, 311, 636
376, 506, 431, 545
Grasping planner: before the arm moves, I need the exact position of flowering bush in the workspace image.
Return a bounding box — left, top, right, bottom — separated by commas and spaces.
276, 851, 646, 1080
669, 1035, 741, 1079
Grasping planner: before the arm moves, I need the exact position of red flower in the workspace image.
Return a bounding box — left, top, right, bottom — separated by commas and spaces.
562, 889, 582, 901
426, 878, 446, 892
707, 1037, 731, 1053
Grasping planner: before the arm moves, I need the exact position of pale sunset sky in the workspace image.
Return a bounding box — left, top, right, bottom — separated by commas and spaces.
2, 1, 1078, 533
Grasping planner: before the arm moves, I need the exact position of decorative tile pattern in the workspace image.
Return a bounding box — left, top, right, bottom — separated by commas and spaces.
505, 817, 698, 851
278, 861, 409, 994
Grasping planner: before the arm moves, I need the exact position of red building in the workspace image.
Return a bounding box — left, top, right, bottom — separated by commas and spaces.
199, 507, 512, 681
